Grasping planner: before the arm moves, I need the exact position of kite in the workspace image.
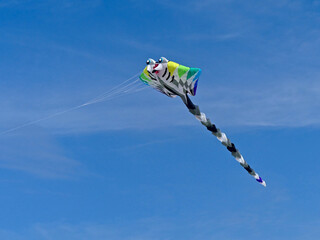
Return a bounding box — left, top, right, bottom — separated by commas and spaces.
140, 57, 266, 187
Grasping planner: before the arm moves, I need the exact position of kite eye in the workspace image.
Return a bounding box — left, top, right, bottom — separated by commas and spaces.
146, 58, 155, 65
158, 57, 168, 63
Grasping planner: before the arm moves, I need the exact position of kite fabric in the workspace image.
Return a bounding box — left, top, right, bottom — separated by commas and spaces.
140, 57, 266, 187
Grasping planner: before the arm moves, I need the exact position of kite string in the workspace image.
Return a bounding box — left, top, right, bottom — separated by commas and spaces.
87, 80, 148, 104
83, 72, 141, 105
83, 78, 141, 105
92, 85, 149, 104
0, 72, 144, 135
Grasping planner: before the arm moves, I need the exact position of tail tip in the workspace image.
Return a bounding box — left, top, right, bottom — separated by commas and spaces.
256, 176, 267, 187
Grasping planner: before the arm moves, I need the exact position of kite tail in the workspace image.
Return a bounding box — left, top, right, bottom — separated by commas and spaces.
182, 95, 266, 187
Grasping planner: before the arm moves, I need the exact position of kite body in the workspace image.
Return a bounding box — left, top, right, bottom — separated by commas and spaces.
139, 58, 201, 100
140, 57, 266, 187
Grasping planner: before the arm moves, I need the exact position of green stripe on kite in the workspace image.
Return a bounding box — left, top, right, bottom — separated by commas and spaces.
140, 73, 151, 83
178, 65, 189, 78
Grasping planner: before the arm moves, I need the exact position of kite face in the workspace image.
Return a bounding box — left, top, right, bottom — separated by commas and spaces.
140, 57, 201, 98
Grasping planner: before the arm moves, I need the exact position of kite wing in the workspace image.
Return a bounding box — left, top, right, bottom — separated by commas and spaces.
163, 61, 201, 96
140, 57, 266, 187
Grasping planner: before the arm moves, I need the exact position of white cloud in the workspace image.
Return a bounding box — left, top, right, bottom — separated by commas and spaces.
1, 75, 320, 139
197, 79, 320, 127
183, 33, 240, 42
0, 213, 319, 240
0, 127, 86, 179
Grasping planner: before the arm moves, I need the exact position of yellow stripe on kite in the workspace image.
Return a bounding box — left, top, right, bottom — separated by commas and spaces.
143, 67, 150, 77
167, 61, 179, 76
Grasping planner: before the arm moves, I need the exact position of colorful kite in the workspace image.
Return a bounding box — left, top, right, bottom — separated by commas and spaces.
140, 57, 266, 187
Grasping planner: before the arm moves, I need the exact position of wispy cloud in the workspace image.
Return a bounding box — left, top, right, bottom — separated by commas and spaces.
0, 127, 85, 179
197, 78, 320, 127
110, 137, 180, 152
182, 33, 240, 42
0, 0, 102, 10
1, 0, 319, 135
0, 212, 319, 240
154, 0, 234, 12
0, 0, 26, 8
1, 75, 320, 138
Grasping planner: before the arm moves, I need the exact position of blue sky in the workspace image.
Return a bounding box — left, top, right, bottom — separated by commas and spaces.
0, 0, 320, 239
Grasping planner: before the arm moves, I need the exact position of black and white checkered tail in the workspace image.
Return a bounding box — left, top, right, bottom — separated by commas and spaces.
182, 95, 266, 187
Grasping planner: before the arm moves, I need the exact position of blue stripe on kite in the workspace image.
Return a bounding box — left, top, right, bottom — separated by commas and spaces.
193, 79, 199, 95
256, 177, 263, 183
